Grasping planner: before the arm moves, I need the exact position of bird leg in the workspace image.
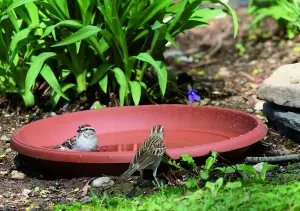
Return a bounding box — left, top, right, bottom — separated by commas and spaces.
153, 167, 161, 188
139, 170, 144, 180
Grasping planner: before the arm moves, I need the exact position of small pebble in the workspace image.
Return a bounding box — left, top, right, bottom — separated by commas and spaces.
0, 135, 10, 142
11, 170, 25, 179
50, 112, 57, 117
246, 108, 254, 113
79, 196, 92, 204
289, 78, 299, 84
254, 101, 265, 111
91, 176, 114, 187
5, 148, 11, 153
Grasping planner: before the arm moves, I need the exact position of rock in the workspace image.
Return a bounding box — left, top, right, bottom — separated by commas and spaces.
50, 112, 57, 117
246, 108, 254, 113
91, 176, 114, 187
5, 148, 11, 153
22, 189, 32, 198
11, 170, 25, 179
79, 196, 92, 204
0, 135, 10, 142
254, 101, 265, 111
217, 67, 231, 78
253, 162, 263, 173
262, 102, 300, 141
0, 170, 8, 176
257, 63, 300, 108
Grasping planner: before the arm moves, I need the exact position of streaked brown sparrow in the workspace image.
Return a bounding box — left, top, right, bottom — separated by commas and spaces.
118, 125, 166, 187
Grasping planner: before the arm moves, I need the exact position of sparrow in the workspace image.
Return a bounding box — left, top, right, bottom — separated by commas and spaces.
47, 124, 98, 151
118, 125, 166, 187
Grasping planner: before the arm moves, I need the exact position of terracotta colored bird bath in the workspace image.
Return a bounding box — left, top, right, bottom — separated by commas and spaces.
11, 105, 266, 177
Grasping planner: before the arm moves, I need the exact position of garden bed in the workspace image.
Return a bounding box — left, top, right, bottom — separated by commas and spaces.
1, 7, 300, 210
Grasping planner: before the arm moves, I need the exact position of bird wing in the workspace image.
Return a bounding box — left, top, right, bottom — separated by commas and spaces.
46, 136, 77, 149
132, 136, 166, 170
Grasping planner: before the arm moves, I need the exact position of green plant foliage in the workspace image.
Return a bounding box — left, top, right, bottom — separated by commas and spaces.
0, 0, 238, 107
248, 0, 300, 39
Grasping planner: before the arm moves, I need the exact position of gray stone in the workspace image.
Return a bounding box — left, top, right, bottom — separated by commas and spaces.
0, 135, 10, 142
91, 176, 114, 187
262, 102, 300, 141
257, 63, 300, 108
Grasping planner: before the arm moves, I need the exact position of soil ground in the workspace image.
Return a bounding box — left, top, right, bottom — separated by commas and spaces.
1, 7, 300, 210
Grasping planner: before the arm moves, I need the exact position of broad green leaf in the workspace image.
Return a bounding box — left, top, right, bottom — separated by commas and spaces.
21, 89, 35, 107
165, 32, 179, 49
0, 0, 36, 15
112, 67, 127, 106
191, 8, 225, 23
129, 81, 141, 105
99, 73, 108, 93
128, 0, 173, 30
25, 2, 39, 27
40, 64, 69, 101
41, 20, 83, 38
8, 28, 33, 70
25, 52, 56, 92
134, 53, 167, 97
50, 83, 76, 106
51, 25, 101, 47
260, 162, 277, 180
47, 0, 70, 20
90, 64, 114, 85
167, 0, 188, 32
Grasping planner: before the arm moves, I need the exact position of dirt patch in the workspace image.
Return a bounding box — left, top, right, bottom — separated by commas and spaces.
1, 7, 300, 210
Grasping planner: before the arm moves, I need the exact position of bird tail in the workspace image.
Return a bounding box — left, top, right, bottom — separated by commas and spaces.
118, 167, 137, 181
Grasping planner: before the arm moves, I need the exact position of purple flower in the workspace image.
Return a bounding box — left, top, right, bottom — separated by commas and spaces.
187, 88, 201, 103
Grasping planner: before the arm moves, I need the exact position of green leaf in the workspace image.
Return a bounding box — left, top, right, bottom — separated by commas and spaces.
205, 178, 223, 196
90, 64, 114, 85
129, 81, 141, 105
185, 177, 199, 189
134, 53, 167, 97
181, 154, 196, 168
51, 25, 102, 47
225, 181, 242, 189
40, 64, 69, 101
216, 0, 239, 38
25, 52, 56, 92
25, 2, 39, 27
260, 162, 278, 180
50, 83, 76, 106
41, 20, 83, 38
21, 89, 35, 107
0, 0, 36, 15
99, 74, 108, 93
112, 67, 127, 106
203, 151, 218, 170
128, 0, 173, 30
236, 164, 258, 178
165, 32, 179, 49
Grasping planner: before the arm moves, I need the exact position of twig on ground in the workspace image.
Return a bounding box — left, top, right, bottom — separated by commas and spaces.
245, 154, 300, 164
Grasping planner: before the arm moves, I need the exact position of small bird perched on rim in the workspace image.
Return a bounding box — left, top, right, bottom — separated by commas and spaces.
46, 124, 98, 151
118, 125, 166, 187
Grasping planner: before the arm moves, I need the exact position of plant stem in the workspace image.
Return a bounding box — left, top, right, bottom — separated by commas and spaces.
75, 72, 87, 93
245, 154, 300, 163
